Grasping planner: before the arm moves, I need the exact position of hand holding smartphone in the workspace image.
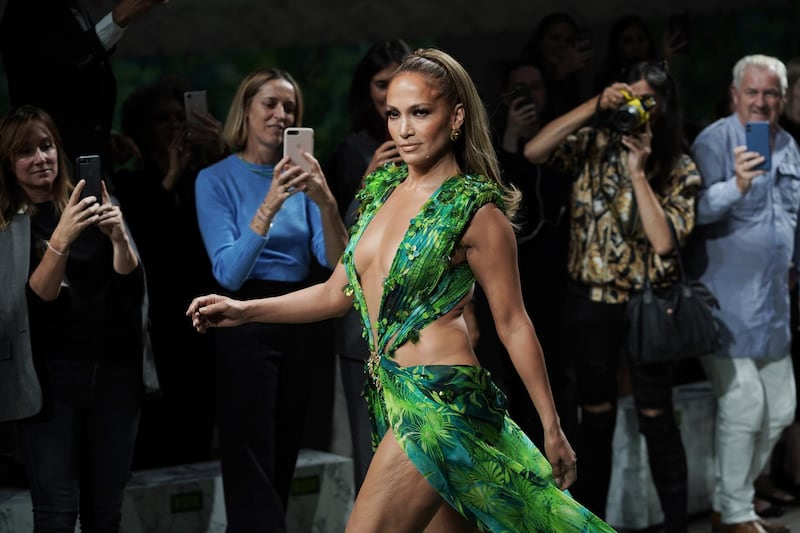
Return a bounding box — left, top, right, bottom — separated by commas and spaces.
283, 127, 314, 173
745, 121, 771, 171
76, 155, 104, 202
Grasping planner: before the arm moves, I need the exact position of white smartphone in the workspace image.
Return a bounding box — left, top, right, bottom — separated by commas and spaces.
183, 90, 208, 127
76, 154, 103, 202
283, 127, 314, 172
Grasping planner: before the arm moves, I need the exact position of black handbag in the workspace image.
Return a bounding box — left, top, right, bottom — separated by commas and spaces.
626, 226, 721, 364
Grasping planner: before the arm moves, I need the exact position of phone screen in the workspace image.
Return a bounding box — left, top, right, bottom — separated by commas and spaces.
745, 121, 771, 171
76, 155, 103, 202
283, 127, 314, 173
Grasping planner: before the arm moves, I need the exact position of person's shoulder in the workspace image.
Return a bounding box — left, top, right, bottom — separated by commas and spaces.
198, 154, 237, 175
693, 116, 735, 145
445, 174, 505, 211
362, 161, 404, 189
196, 154, 238, 185
455, 174, 499, 194
776, 125, 800, 153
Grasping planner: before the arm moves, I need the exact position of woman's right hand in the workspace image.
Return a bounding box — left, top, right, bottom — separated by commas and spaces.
48, 180, 101, 252
186, 294, 246, 333
507, 98, 539, 136
364, 140, 401, 177
599, 82, 634, 112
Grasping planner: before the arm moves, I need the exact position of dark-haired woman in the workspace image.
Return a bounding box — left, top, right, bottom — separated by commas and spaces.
326, 39, 411, 215
0, 105, 146, 532
525, 61, 701, 531
324, 39, 411, 489
594, 14, 686, 93
113, 76, 222, 468
521, 12, 593, 122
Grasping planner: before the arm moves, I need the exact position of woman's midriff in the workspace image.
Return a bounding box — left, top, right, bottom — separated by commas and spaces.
389, 313, 480, 369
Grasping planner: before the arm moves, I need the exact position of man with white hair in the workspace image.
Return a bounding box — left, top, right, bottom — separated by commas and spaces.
690, 54, 800, 533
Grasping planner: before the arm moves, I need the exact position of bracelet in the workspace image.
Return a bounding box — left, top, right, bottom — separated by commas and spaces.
46, 241, 67, 257
258, 203, 275, 219
252, 221, 273, 235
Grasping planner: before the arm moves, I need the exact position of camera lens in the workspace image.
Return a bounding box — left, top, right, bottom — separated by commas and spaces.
612, 105, 641, 133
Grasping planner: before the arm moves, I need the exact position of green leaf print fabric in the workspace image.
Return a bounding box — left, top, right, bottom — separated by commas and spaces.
342, 163, 615, 532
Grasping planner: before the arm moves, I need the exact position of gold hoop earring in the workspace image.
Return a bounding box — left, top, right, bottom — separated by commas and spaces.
450, 128, 461, 142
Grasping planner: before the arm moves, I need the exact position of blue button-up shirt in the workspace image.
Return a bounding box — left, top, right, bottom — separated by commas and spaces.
689, 113, 800, 358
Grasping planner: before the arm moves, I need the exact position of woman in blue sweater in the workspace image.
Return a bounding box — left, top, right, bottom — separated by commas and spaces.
194, 68, 347, 533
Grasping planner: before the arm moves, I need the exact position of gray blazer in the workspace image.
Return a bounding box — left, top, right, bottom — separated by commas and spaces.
0, 214, 42, 422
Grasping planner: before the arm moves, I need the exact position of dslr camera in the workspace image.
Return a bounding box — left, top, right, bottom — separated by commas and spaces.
610, 90, 656, 133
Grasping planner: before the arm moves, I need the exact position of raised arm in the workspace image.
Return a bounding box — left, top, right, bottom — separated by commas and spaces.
523, 82, 633, 164
29, 181, 100, 300
463, 203, 575, 489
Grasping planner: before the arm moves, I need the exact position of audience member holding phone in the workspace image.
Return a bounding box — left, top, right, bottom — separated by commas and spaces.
322, 38, 409, 490
113, 76, 222, 468
594, 14, 688, 94
194, 68, 347, 532
325, 39, 409, 216
688, 54, 800, 533
477, 57, 575, 449
0, 105, 147, 532
521, 12, 594, 122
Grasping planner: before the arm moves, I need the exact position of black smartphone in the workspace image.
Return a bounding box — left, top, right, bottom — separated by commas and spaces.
76, 155, 104, 202
668, 13, 690, 54
745, 121, 771, 171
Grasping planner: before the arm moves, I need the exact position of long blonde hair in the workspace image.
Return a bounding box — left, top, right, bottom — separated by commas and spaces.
221, 68, 304, 153
395, 48, 521, 219
0, 106, 73, 229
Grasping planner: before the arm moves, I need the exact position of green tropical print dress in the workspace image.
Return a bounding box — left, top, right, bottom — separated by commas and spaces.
341, 163, 615, 532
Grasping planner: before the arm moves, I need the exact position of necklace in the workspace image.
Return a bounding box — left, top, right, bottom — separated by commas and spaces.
236, 152, 274, 178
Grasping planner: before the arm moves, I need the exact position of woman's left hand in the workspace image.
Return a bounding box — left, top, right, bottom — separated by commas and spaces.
96, 181, 127, 243
621, 122, 653, 178
544, 429, 578, 490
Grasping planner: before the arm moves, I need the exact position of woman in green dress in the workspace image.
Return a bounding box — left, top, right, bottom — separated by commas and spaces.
187, 48, 614, 532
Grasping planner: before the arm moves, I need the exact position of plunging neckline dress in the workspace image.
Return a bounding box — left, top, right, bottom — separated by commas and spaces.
341, 163, 615, 532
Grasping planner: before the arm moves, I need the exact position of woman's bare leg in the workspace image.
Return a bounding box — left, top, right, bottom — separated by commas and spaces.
346, 428, 466, 532
424, 502, 478, 533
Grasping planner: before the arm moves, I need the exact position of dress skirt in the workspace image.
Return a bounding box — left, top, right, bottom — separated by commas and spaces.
364, 356, 616, 533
